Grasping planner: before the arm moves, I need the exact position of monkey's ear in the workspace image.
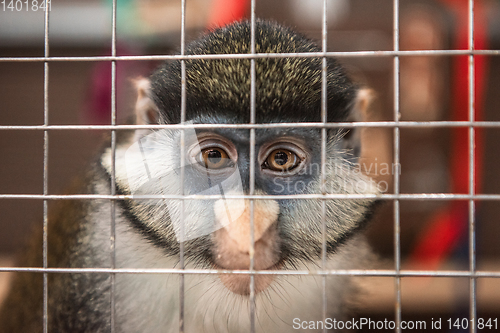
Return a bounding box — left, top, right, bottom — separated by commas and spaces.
351, 88, 373, 122
133, 78, 161, 125
342, 88, 374, 157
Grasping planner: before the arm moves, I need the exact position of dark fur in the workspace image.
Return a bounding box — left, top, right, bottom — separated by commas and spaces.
150, 20, 357, 124
0, 174, 111, 333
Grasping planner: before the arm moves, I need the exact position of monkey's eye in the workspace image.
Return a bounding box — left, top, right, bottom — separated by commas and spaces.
264, 149, 300, 172
200, 148, 231, 169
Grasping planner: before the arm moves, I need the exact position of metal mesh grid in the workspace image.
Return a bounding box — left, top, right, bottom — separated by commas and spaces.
0, 0, 499, 332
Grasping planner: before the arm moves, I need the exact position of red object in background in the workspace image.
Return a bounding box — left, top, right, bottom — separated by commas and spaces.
85, 0, 250, 125
410, 0, 489, 268
207, 0, 249, 28
84, 46, 152, 125
85, 61, 113, 125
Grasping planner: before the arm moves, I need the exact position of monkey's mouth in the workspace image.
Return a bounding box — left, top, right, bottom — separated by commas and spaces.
216, 261, 284, 296
211, 224, 282, 296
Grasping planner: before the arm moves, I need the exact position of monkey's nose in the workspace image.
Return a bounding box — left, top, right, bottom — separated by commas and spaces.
214, 195, 279, 253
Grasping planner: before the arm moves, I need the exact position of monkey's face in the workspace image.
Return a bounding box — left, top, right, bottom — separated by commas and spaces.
115, 122, 378, 296
106, 21, 380, 296
199, 127, 378, 295
189, 126, 317, 295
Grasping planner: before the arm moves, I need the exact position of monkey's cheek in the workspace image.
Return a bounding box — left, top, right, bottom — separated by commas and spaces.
218, 273, 276, 296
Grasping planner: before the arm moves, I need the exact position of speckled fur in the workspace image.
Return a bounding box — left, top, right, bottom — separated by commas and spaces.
151, 20, 356, 124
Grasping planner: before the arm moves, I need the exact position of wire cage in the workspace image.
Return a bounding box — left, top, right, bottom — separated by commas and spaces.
0, 0, 500, 332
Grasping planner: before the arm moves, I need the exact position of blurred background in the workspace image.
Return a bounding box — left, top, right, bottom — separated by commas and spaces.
1, 0, 500, 330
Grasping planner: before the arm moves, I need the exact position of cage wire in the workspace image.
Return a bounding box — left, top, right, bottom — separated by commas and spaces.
1, 0, 500, 332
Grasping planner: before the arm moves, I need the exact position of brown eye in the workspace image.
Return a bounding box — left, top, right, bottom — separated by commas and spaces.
265, 149, 300, 172
201, 148, 230, 169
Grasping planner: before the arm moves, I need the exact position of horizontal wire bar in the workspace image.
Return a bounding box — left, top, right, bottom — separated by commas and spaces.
0, 266, 499, 278
0, 49, 499, 63
1, 193, 500, 200
2, 121, 500, 131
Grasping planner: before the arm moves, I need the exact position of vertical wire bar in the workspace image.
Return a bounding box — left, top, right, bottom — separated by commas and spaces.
467, 1, 477, 332
179, 0, 187, 332
249, 1, 257, 332
42, 2, 50, 332
110, 0, 118, 331
320, 1, 328, 332
392, 0, 402, 332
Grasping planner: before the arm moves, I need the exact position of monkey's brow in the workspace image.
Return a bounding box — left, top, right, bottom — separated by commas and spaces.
196, 128, 250, 143
254, 128, 319, 143
196, 127, 319, 146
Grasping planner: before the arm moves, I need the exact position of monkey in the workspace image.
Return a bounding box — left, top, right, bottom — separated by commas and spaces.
0, 20, 380, 332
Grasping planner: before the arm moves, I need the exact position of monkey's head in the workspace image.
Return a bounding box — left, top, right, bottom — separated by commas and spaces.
107, 21, 379, 296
